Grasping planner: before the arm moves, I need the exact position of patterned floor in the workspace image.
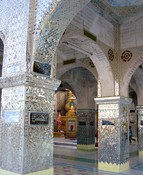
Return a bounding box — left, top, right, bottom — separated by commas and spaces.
53, 138, 143, 175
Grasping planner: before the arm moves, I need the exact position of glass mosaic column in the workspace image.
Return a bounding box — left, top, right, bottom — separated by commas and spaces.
136, 106, 143, 157
95, 96, 131, 173
77, 109, 95, 151
0, 75, 60, 175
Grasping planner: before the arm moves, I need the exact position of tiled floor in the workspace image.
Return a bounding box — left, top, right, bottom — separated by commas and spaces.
53, 138, 143, 175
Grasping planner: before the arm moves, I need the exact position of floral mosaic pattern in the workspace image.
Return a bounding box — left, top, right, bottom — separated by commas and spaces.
121, 50, 132, 62
108, 49, 114, 61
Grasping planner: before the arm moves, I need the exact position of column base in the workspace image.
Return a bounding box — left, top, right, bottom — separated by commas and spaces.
98, 161, 129, 173
139, 150, 143, 157
0, 168, 53, 175
77, 144, 95, 151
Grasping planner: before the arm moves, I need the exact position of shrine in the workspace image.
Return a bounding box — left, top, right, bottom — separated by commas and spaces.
54, 90, 77, 139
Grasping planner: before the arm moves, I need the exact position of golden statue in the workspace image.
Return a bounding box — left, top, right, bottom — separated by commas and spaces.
65, 90, 76, 117
62, 90, 77, 138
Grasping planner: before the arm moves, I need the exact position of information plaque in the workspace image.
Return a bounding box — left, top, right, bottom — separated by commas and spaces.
30, 112, 49, 125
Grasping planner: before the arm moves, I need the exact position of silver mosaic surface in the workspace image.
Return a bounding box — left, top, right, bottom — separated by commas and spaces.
1, 0, 29, 77
97, 97, 130, 164
23, 86, 55, 173
136, 106, 143, 151
34, 0, 90, 77
1, 86, 25, 173
0, 72, 60, 173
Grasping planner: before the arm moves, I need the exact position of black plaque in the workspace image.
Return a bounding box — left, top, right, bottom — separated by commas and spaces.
30, 112, 49, 125
90, 122, 94, 126
79, 121, 86, 126
33, 61, 51, 76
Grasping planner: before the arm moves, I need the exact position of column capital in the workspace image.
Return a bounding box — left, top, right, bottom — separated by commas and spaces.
95, 96, 132, 105
0, 73, 61, 90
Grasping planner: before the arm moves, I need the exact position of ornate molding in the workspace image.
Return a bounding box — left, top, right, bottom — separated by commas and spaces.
95, 96, 132, 104
0, 73, 61, 90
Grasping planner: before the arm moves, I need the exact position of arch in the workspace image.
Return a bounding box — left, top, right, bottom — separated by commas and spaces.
129, 76, 138, 95
63, 35, 114, 97
122, 55, 143, 96
57, 62, 98, 80
60, 66, 97, 109
34, 0, 90, 76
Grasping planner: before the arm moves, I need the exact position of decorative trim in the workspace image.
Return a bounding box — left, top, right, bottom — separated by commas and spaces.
0, 168, 53, 175
0, 73, 60, 90
139, 150, 143, 157
95, 96, 132, 105
77, 144, 95, 151
98, 161, 129, 173
136, 106, 143, 110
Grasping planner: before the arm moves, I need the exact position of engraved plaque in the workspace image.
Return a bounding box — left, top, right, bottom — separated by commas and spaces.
30, 112, 49, 125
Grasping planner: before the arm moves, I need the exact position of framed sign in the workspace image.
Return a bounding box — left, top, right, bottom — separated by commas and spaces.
29, 112, 49, 125
33, 61, 51, 76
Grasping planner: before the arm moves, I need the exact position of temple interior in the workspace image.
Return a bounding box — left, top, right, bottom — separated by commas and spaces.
1, 0, 143, 175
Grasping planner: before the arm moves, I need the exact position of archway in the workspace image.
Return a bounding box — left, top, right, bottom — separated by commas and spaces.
54, 66, 97, 151
33, 0, 90, 77
62, 35, 114, 96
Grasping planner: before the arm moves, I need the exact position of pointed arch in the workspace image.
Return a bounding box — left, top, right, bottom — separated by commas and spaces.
33, 0, 90, 77
63, 35, 114, 97
122, 55, 143, 96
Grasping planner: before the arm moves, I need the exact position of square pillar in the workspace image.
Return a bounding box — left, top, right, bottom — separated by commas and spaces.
0, 74, 60, 175
136, 106, 143, 157
95, 96, 131, 173
77, 109, 95, 151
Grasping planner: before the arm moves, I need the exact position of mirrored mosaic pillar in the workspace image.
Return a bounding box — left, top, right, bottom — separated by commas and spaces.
0, 74, 60, 175
136, 106, 143, 157
95, 96, 131, 173
77, 109, 95, 151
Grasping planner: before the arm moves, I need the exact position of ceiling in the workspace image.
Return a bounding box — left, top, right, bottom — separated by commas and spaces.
91, 0, 143, 24
57, 0, 143, 65
105, 0, 143, 7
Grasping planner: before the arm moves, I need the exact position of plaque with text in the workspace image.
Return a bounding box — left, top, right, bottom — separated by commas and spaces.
30, 112, 49, 125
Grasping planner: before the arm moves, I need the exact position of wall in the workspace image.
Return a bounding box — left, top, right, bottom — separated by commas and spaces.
120, 12, 143, 49
60, 67, 97, 109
